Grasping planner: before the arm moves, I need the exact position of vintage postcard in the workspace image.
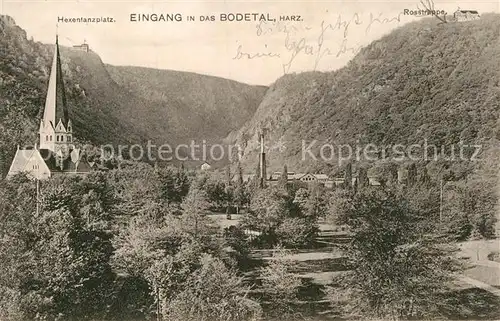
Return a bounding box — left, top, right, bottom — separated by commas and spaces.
0, 0, 499, 320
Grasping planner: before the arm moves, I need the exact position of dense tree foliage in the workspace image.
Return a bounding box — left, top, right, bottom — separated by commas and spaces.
331, 187, 464, 320
241, 184, 323, 248
259, 247, 302, 320
233, 15, 500, 188
0, 173, 116, 320
1, 12, 500, 321
162, 254, 261, 321
0, 165, 263, 321
0, 156, 497, 321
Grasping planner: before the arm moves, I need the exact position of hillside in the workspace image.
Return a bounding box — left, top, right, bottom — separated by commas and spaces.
106, 65, 267, 143
229, 14, 500, 176
0, 15, 267, 174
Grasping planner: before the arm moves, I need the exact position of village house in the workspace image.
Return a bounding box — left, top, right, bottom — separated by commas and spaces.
72, 40, 90, 52
267, 171, 334, 188
229, 167, 411, 189
200, 161, 212, 171
7, 36, 92, 180
332, 174, 384, 187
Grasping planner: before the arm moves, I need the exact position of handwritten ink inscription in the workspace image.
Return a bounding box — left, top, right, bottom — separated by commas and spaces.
232, 12, 402, 74
233, 44, 281, 59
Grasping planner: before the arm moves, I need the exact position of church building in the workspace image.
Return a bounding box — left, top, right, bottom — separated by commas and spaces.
7, 36, 92, 180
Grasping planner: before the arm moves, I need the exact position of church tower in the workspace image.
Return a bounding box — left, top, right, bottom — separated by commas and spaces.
6, 34, 92, 180
39, 35, 73, 165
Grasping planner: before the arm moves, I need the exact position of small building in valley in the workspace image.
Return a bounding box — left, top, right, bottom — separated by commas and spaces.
200, 162, 212, 171
268, 171, 333, 188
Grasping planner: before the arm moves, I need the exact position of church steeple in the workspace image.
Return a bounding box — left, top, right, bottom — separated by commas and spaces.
42, 35, 69, 129
5, 33, 93, 181
39, 35, 73, 153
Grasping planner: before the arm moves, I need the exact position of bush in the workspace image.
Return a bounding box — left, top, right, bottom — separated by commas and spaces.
332, 188, 464, 320
275, 217, 318, 248
162, 254, 261, 321
487, 251, 500, 262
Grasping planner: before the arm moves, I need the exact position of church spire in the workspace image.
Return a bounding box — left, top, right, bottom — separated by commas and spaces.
39, 34, 73, 154
42, 34, 69, 129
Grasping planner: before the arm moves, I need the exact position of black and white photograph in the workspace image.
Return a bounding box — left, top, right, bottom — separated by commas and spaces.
0, 0, 499, 320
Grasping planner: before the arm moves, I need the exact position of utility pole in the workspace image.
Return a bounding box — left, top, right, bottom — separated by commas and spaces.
439, 177, 444, 224
195, 215, 198, 237
35, 142, 41, 216
156, 287, 161, 321
259, 130, 267, 188
36, 178, 40, 216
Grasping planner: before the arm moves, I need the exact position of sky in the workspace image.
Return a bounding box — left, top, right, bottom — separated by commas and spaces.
1, 0, 499, 85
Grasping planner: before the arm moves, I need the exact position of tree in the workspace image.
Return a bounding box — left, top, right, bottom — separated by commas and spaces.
243, 185, 319, 248
242, 187, 287, 247
275, 217, 318, 248
260, 246, 302, 320
233, 163, 247, 214
387, 163, 399, 185
223, 225, 252, 270
174, 165, 190, 202
293, 184, 326, 219
332, 188, 463, 320
292, 188, 309, 210
225, 166, 232, 187
224, 184, 234, 215
407, 163, 418, 187
236, 162, 244, 187
0, 173, 117, 321
113, 213, 229, 321
203, 178, 226, 211
0, 149, 6, 179
417, 166, 431, 187
343, 162, 353, 190
441, 182, 474, 241
223, 167, 234, 214
254, 159, 261, 189
0, 174, 38, 321
405, 179, 440, 219
357, 167, 369, 189
463, 164, 499, 239
181, 184, 211, 237
325, 188, 353, 225
162, 254, 261, 321
157, 166, 190, 208
278, 164, 288, 189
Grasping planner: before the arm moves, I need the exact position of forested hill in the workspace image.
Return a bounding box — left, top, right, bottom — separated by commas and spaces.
106, 66, 267, 143
0, 15, 267, 175
229, 14, 500, 175
0, 15, 150, 158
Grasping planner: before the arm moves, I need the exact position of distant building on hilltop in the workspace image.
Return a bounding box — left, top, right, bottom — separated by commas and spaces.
7, 36, 92, 180
72, 40, 90, 52
453, 9, 480, 21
